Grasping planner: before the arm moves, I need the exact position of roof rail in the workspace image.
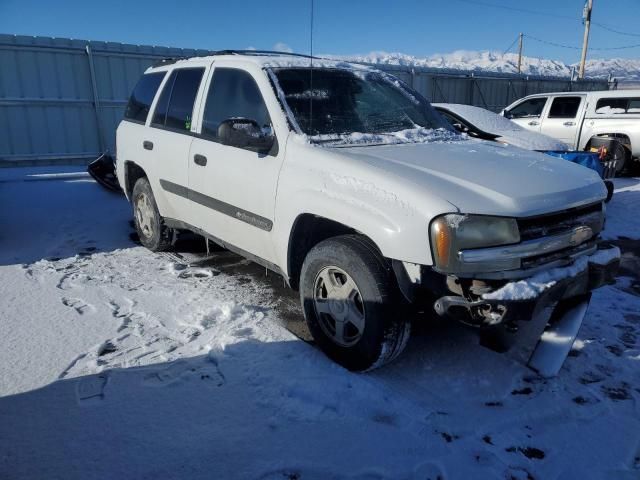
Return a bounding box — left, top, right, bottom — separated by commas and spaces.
212, 49, 320, 60
151, 50, 322, 68
151, 56, 186, 67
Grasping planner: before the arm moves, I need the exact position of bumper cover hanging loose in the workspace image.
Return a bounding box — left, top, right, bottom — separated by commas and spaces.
436, 245, 620, 377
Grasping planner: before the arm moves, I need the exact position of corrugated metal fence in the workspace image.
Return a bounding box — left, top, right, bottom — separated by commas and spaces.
0, 34, 609, 166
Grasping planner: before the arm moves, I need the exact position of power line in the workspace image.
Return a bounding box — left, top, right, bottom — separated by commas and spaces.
592, 21, 640, 38
503, 35, 519, 55
450, 0, 640, 53
451, 0, 576, 20
453, 0, 640, 39
524, 34, 640, 51
591, 43, 640, 50
524, 34, 581, 50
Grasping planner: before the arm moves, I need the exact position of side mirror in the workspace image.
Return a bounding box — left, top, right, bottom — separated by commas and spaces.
217, 118, 275, 154
502, 109, 512, 119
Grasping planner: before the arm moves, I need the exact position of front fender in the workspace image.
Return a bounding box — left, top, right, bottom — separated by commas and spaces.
272, 182, 447, 276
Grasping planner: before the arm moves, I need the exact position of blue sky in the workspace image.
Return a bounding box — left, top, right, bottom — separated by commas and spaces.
1, 0, 639, 63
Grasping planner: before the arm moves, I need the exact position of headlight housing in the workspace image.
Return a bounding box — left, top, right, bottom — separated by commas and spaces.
430, 214, 520, 274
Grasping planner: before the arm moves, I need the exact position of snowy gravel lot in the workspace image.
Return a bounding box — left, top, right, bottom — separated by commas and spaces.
1, 168, 639, 479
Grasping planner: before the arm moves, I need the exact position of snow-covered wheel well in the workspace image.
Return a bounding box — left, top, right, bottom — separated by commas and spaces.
287, 214, 368, 290
124, 162, 147, 200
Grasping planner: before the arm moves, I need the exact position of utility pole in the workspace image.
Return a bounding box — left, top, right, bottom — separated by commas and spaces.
517, 33, 523, 74
579, 0, 593, 79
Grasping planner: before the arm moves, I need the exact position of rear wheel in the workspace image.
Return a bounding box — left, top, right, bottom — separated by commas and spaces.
300, 235, 411, 371
132, 177, 173, 252
611, 141, 629, 176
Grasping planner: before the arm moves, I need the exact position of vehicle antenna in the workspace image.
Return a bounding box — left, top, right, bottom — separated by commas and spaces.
309, 0, 314, 134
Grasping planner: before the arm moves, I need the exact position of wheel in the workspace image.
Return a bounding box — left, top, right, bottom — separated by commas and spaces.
299, 234, 411, 371
611, 141, 628, 176
131, 177, 173, 251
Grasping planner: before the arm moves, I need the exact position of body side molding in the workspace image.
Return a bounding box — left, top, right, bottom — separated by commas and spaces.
159, 179, 273, 232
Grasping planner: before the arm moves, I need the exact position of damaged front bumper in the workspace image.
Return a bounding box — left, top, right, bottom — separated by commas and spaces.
396, 243, 620, 377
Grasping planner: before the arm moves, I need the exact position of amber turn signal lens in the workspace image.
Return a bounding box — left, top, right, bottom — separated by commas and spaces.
433, 220, 451, 267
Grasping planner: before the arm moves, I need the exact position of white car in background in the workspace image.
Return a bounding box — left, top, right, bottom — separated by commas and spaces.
434, 103, 568, 151
502, 90, 640, 173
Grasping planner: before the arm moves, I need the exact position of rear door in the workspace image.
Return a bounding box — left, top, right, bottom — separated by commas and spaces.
187, 66, 285, 264
539, 95, 585, 148
504, 97, 548, 132
117, 70, 166, 195
145, 67, 206, 220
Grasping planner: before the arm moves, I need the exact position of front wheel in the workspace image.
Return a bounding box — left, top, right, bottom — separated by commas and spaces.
299, 235, 411, 371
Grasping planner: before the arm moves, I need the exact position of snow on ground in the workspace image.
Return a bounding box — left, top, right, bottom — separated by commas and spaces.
0, 168, 639, 479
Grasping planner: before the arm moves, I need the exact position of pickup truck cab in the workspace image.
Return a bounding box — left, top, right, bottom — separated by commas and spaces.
116, 52, 619, 374
503, 90, 640, 173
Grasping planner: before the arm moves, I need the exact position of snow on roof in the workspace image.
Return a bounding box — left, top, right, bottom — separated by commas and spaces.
148, 53, 375, 72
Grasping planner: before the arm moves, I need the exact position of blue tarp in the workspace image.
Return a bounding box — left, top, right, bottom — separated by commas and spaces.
543, 151, 604, 178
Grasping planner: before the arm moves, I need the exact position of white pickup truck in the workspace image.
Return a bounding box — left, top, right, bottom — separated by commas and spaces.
115, 52, 619, 374
503, 90, 640, 173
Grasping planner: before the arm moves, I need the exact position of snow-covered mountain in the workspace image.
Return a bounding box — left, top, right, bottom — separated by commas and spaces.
340, 50, 640, 81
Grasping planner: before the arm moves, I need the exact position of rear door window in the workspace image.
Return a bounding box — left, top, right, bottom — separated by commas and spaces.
124, 72, 166, 123
507, 98, 547, 118
151, 68, 205, 131
151, 71, 176, 127
548, 97, 582, 119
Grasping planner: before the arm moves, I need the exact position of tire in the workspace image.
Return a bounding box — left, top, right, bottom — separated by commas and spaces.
299, 234, 411, 371
611, 141, 629, 176
131, 177, 173, 252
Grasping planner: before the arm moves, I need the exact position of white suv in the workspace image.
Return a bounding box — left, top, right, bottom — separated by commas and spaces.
116, 52, 619, 374
503, 90, 640, 173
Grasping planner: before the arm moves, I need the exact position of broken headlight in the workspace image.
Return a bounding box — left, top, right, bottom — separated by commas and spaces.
430, 214, 520, 274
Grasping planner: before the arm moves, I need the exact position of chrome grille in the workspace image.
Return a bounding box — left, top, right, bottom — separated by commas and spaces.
518, 203, 604, 243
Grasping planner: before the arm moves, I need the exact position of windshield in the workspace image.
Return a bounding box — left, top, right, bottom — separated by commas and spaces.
272, 67, 456, 145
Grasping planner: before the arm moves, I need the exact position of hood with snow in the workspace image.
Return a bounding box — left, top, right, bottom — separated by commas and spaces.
326, 138, 605, 218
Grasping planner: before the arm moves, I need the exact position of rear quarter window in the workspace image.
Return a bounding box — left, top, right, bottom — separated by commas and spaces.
124, 72, 166, 123
595, 97, 640, 114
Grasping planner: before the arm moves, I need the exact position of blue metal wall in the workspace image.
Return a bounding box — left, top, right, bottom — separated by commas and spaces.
0, 34, 213, 165
0, 34, 609, 166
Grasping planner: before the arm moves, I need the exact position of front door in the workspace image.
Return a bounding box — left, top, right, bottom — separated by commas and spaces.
505, 97, 548, 132
187, 67, 284, 264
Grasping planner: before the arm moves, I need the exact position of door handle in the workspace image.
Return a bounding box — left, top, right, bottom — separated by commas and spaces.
143, 140, 154, 150
528, 121, 540, 126
194, 154, 207, 166
563, 121, 576, 127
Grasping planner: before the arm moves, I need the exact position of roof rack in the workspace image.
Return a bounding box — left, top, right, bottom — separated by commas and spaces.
213, 49, 320, 60
151, 56, 186, 67
151, 49, 322, 67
